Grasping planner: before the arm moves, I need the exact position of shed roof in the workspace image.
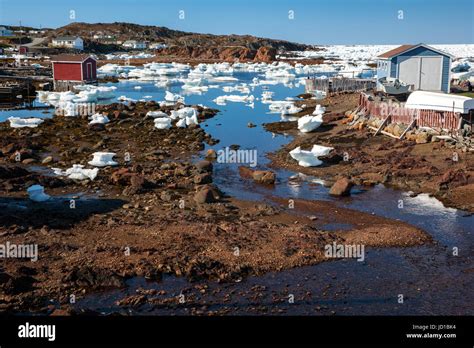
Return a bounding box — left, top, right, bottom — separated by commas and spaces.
51, 54, 96, 63
405, 91, 474, 113
378, 44, 453, 59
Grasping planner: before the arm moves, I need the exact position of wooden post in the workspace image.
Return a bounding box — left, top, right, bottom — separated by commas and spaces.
375, 113, 391, 136
399, 118, 416, 140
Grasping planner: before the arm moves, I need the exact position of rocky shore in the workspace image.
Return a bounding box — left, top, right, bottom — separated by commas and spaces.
265, 93, 474, 213
0, 96, 433, 314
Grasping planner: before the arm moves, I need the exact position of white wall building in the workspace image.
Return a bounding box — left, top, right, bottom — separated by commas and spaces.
122, 40, 147, 49
52, 36, 84, 50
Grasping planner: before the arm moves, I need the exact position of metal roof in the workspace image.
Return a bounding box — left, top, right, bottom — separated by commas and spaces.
378, 44, 454, 59
51, 54, 96, 63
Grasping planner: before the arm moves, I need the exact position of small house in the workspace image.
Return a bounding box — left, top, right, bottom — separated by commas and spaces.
0, 26, 12, 37
377, 44, 452, 93
19, 46, 29, 55
51, 54, 97, 91
52, 36, 84, 50
149, 42, 167, 50
122, 40, 147, 50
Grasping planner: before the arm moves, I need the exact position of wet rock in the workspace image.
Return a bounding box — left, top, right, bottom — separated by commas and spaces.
194, 173, 213, 185
22, 158, 36, 164
195, 160, 213, 173
438, 169, 469, 190
194, 188, 216, 204
252, 170, 276, 185
239, 166, 276, 185
194, 185, 221, 204
205, 149, 217, 159
329, 178, 353, 196
319, 153, 343, 165
63, 266, 125, 289
41, 156, 53, 164
247, 122, 256, 128
88, 123, 106, 131
0, 165, 29, 179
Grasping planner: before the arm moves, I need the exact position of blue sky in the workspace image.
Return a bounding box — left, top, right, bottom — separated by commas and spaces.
0, 0, 472, 44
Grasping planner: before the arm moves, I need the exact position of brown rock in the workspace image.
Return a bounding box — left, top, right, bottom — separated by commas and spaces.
252, 170, 276, 185
253, 46, 277, 62
194, 173, 213, 185
205, 149, 217, 159
195, 160, 213, 173
329, 178, 353, 196
415, 132, 431, 144
194, 188, 216, 204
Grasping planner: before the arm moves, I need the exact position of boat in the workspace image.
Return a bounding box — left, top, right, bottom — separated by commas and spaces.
378, 77, 411, 95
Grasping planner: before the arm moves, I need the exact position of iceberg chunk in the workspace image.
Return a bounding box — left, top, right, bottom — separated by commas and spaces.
27, 185, 50, 202
297, 114, 323, 133
289, 145, 334, 167
8, 117, 44, 128
88, 152, 118, 167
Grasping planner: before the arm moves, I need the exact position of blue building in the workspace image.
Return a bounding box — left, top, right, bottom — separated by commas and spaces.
376, 44, 453, 93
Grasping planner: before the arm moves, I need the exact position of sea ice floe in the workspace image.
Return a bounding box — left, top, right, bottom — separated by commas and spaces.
53, 164, 99, 181
213, 94, 255, 105
27, 185, 50, 202
8, 117, 44, 128
165, 91, 184, 103
88, 152, 118, 167
289, 145, 334, 167
281, 104, 302, 115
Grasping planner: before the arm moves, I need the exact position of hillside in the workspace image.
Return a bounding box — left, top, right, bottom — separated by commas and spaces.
52, 22, 311, 53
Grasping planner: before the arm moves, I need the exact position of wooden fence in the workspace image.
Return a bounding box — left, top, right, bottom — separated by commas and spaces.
306, 77, 376, 96
358, 93, 461, 131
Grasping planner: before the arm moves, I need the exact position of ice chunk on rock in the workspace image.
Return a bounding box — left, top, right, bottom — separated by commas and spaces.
8, 117, 44, 128
89, 113, 110, 125
298, 114, 323, 133
154, 117, 172, 129
313, 104, 326, 115
53, 164, 99, 181
27, 185, 50, 202
289, 145, 334, 167
88, 152, 118, 167
146, 111, 168, 118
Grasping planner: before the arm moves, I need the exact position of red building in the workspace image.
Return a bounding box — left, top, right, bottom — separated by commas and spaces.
51, 55, 97, 91
51, 54, 97, 82
19, 46, 29, 55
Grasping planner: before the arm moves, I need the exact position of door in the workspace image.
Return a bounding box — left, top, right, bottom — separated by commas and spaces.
86, 62, 93, 80
398, 57, 420, 89
420, 57, 442, 91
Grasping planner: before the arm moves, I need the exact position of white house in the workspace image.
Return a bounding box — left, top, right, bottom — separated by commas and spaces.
149, 42, 167, 50
122, 40, 147, 50
52, 36, 84, 50
0, 26, 12, 36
